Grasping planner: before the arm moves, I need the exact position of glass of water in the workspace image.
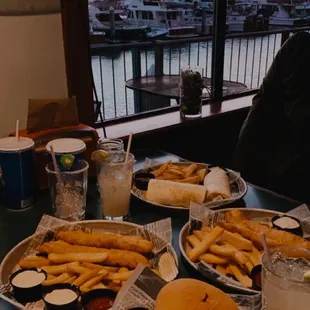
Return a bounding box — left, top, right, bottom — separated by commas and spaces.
262, 246, 310, 310
96, 151, 135, 220
46, 160, 89, 221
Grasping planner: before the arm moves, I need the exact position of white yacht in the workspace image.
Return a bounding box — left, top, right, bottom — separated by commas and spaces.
124, 0, 213, 36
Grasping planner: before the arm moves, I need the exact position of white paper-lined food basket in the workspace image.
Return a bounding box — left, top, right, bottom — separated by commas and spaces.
179, 203, 310, 295
131, 159, 248, 210
113, 264, 262, 310
0, 215, 178, 309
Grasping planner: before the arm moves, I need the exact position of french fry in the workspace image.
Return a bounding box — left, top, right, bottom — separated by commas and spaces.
216, 264, 227, 275
47, 275, 56, 280
251, 246, 261, 266
244, 260, 253, 274
42, 273, 72, 286
81, 274, 106, 291
209, 244, 236, 257
118, 267, 129, 273
67, 265, 91, 274
243, 251, 259, 267
98, 269, 109, 276
192, 230, 205, 241
229, 264, 252, 288
183, 163, 197, 178
221, 230, 253, 251
201, 226, 212, 233
151, 161, 171, 177
199, 253, 229, 265
197, 168, 207, 182
109, 271, 133, 281
232, 251, 248, 266
48, 252, 108, 264
64, 276, 77, 284
42, 262, 79, 275
157, 172, 181, 180
19, 256, 51, 269
101, 266, 119, 272
185, 243, 193, 257
73, 269, 99, 287
166, 169, 184, 177
226, 265, 233, 276
177, 176, 200, 184
106, 283, 121, 293
186, 235, 201, 248
189, 227, 224, 262
113, 280, 121, 285
92, 283, 107, 290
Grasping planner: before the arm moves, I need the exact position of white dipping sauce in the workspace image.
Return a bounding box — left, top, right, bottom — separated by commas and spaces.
12, 270, 46, 288
274, 216, 300, 229
45, 289, 77, 305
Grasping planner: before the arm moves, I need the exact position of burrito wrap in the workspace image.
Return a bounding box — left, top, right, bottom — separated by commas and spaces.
146, 179, 207, 208
203, 167, 231, 201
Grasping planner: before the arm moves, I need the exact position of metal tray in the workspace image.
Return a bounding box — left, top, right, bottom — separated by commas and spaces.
132, 162, 248, 210
0, 220, 178, 284
179, 208, 283, 294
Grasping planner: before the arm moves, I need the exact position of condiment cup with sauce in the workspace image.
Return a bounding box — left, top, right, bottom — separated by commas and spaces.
250, 264, 262, 290
43, 283, 80, 310
81, 289, 117, 310
272, 215, 302, 236
134, 172, 155, 191
9, 268, 47, 303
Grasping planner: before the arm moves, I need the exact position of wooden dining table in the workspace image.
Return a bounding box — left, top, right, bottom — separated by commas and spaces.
0, 148, 301, 292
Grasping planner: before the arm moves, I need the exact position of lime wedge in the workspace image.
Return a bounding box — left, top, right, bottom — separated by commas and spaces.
60, 154, 75, 170
91, 150, 110, 162
303, 271, 310, 280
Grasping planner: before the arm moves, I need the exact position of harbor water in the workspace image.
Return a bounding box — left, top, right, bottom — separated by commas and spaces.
92, 33, 282, 120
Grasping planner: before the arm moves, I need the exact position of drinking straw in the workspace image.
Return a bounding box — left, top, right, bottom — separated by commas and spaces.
15, 120, 19, 141
124, 132, 133, 164
50, 145, 64, 195
260, 232, 275, 272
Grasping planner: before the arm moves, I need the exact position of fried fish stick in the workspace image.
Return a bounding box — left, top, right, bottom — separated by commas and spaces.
38, 241, 149, 269
56, 230, 153, 254
189, 227, 224, 262
19, 256, 51, 268
49, 252, 108, 264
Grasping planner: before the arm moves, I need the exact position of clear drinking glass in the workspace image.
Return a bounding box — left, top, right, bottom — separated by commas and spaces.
46, 160, 89, 221
179, 66, 204, 119
96, 151, 135, 220
262, 246, 310, 310
98, 138, 124, 152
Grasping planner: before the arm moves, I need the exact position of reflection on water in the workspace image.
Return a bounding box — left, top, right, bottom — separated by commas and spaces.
92, 34, 281, 120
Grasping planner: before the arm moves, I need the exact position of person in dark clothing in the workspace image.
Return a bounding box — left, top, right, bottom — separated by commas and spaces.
233, 32, 310, 203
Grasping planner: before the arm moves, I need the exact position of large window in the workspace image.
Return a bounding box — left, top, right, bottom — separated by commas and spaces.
63, 0, 310, 126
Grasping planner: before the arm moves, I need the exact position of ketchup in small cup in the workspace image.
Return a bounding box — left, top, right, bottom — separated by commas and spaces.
81, 289, 117, 310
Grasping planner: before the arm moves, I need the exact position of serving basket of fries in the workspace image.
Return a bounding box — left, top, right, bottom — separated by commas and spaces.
132, 160, 248, 210
0, 215, 178, 308
179, 204, 310, 294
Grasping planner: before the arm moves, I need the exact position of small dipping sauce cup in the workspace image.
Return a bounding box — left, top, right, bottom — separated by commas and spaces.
81, 289, 117, 310
10, 268, 47, 303
134, 172, 155, 191
43, 283, 80, 310
271, 215, 302, 236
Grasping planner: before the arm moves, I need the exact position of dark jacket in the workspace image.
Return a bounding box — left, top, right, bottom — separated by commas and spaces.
233, 32, 310, 203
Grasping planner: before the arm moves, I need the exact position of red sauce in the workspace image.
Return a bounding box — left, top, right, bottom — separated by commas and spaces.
85, 296, 114, 310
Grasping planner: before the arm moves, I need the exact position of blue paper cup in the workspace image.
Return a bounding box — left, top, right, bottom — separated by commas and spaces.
0, 137, 36, 210
46, 138, 86, 171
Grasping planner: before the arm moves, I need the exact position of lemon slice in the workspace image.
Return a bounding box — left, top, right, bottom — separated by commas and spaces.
303, 271, 310, 280
91, 150, 110, 162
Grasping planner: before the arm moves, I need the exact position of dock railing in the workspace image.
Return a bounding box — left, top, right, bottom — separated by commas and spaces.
90, 26, 310, 124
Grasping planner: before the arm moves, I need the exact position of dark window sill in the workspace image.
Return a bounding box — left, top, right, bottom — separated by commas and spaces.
100, 95, 254, 139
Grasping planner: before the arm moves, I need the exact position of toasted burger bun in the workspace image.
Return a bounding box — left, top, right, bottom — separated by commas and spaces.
155, 279, 238, 310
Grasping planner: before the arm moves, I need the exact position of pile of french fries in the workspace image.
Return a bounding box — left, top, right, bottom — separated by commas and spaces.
185, 226, 262, 288
18, 230, 159, 294
151, 161, 207, 185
